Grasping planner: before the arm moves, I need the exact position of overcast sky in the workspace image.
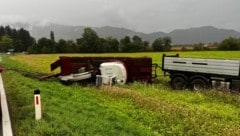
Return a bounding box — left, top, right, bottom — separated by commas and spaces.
0, 0, 239, 33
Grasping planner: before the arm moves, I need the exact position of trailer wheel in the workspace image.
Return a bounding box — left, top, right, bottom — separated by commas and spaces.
190, 78, 208, 91
171, 74, 187, 90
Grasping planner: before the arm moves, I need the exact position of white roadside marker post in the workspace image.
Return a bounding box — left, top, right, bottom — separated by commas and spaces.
34, 89, 42, 120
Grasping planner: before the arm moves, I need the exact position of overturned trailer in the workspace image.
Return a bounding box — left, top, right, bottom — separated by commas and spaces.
51, 56, 153, 85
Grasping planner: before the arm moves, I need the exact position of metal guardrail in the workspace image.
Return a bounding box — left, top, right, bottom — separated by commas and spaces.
0, 74, 13, 136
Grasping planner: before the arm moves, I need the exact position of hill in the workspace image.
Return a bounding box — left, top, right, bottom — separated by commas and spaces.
5, 22, 240, 45
169, 26, 240, 44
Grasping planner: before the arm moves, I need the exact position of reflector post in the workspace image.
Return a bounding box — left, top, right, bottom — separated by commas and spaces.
34, 89, 42, 120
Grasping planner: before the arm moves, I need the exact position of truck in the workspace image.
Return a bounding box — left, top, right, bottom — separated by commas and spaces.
50, 54, 240, 91
162, 54, 240, 91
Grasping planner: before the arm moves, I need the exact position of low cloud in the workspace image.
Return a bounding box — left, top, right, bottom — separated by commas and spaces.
0, 15, 29, 24
0, 15, 53, 27
0, 0, 240, 33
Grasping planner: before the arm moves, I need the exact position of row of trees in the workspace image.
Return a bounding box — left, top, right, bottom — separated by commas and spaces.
218, 37, 240, 50
176, 37, 240, 51
1, 25, 240, 53
29, 28, 172, 53
0, 26, 172, 53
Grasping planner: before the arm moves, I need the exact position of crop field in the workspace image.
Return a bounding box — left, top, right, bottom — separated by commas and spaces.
1, 51, 240, 135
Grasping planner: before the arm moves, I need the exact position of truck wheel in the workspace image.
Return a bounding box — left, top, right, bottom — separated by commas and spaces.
171, 74, 187, 90
190, 78, 207, 91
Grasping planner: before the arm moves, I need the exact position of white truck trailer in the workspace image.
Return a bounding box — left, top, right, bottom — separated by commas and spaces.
162, 54, 240, 91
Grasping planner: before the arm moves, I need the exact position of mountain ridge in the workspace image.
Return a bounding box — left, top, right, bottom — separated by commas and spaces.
3, 22, 240, 45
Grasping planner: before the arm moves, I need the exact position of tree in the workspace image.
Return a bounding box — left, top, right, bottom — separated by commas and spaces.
37, 37, 55, 53
81, 27, 99, 52
143, 41, 151, 51
56, 39, 66, 53
162, 36, 172, 51
18, 28, 34, 51
50, 31, 55, 42
152, 37, 164, 51
218, 37, 240, 50
105, 37, 119, 52
132, 35, 142, 43
27, 42, 39, 54
0, 26, 5, 37
4, 26, 12, 36
65, 40, 77, 53
96, 38, 106, 53
132, 35, 144, 51
14, 40, 24, 52
0, 35, 13, 52
120, 36, 131, 52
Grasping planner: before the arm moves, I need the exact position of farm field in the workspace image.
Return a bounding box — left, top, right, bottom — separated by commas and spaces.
1, 51, 240, 135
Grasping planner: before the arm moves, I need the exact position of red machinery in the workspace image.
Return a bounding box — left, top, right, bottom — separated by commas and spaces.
0, 68, 3, 73
51, 56, 154, 85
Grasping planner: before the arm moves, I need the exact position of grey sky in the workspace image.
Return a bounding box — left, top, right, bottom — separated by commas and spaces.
0, 0, 239, 33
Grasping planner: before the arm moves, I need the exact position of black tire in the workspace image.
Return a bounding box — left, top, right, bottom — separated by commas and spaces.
171, 74, 187, 90
190, 78, 207, 91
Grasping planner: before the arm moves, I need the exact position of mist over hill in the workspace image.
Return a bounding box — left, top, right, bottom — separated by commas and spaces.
5, 23, 240, 45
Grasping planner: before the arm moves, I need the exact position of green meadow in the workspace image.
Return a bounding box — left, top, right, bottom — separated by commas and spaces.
1, 51, 240, 135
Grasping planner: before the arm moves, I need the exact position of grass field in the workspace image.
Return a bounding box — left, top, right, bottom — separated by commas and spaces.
1, 51, 240, 135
